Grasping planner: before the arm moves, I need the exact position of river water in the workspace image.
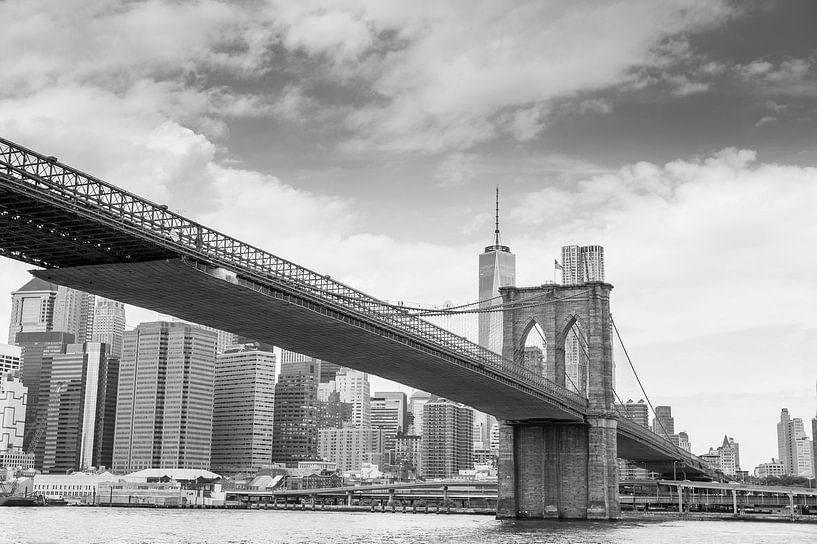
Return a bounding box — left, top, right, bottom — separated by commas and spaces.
2, 508, 816, 544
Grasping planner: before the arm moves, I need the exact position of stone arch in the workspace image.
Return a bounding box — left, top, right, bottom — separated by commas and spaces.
517, 317, 548, 378
560, 315, 589, 396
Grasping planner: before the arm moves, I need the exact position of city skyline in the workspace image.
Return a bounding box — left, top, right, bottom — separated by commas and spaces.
0, 0, 815, 472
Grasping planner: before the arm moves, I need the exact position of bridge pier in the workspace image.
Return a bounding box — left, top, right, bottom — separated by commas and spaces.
497, 418, 619, 520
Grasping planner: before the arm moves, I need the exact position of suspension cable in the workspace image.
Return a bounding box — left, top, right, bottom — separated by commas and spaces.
610, 312, 687, 462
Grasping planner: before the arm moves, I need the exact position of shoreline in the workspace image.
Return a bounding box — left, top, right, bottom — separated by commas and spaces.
48, 502, 817, 523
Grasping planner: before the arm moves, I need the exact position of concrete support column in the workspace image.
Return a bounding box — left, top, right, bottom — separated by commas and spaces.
678, 485, 683, 514
346, 491, 353, 506
732, 489, 737, 515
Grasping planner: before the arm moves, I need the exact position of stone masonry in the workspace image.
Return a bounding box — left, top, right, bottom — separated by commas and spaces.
496, 282, 619, 519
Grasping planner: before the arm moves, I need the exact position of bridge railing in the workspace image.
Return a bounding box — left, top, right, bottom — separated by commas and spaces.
0, 136, 587, 411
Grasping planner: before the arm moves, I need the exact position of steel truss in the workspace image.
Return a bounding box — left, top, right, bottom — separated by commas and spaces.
0, 136, 587, 413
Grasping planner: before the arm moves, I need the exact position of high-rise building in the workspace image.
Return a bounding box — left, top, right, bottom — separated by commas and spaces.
408, 390, 437, 436
42, 342, 117, 473
317, 427, 382, 473
616, 399, 649, 428
421, 398, 473, 478
211, 343, 276, 475
652, 405, 675, 438
8, 279, 58, 343
371, 396, 401, 463
271, 352, 320, 467
16, 331, 75, 469
171, 318, 236, 355
478, 187, 515, 356
112, 322, 216, 473
91, 298, 126, 359
335, 368, 370, 428
375, 391, 408, 433
560, 245, 604, 395
8, 279, 94, 345
0, 343, 21, 374
777, 408, 814, 477
718, 436, 740, 476
561, 245, 605, 285
0, 372, 27, 451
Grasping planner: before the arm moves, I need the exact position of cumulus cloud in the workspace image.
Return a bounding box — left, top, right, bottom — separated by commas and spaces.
510, 148, 817, 348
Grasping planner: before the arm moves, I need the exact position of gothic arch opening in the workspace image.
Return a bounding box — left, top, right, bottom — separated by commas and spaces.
560, 316, 588, 396
518, 319, 547, 379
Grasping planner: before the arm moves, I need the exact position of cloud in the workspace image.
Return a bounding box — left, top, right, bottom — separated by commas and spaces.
433, 153, 480, 188
754, 115, 777, 127
510, 148, 817, 346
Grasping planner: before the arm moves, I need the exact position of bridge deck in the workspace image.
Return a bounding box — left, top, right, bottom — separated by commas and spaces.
33, 258, 584, 421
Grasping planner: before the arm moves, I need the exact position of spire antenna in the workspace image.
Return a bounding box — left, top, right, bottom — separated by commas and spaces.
494, 186, 501, 246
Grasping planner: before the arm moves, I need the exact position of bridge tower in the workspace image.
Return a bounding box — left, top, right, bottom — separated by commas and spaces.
496, 282, 619, 519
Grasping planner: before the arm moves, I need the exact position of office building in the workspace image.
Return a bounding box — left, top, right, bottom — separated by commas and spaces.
0, 343, 21, 374
271, 353, 320, 467
421, 398, 473, 478
777, 408, 814, 477
317, 427, 382, 473
8, 278, 59, 343
91, 298, 126, 359
171, 318, 236, 355
16, 331, 75, 469
211, 343, 276, 475
112, 322, 217, 473
42, 342, 118, 473
652, 405, 675, 439
478, 188, 516, 355
408, 390, 436, 436
335, 368, 370, 428
617, 399, 649, 428
0, 373, 27, 451
371, 396, 401, 462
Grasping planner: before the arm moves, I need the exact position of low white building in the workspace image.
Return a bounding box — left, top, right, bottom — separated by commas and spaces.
754, 458, 786, 478
31, 472, 117, 503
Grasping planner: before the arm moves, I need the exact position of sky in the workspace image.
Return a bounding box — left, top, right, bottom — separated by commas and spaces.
0, 0, 815, 473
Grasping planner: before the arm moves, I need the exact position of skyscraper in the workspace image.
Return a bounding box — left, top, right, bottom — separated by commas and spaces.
478, 188, 516, 355
272, 352, 321, 467
211, 343, 276, 475
560, 245, 605, 394
777, 408, 814, 477
616, 399, 649, 428
91, 298, 126, 359
335, 368, 370, 428
8, 279, 58, 343
561, 245, 605, 285
112, 322, 216, 472
16, 331, 75, 469
9, 279, 94, 345
371, 396, 401, 463
652, 405, 675, 439
421, 398, 473, 478
42, 342, 117, 472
